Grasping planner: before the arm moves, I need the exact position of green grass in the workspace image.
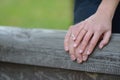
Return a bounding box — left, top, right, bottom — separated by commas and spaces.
0, 0, 73, 30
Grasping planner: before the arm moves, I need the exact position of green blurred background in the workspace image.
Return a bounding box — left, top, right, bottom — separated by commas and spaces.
0, 0, 73, 30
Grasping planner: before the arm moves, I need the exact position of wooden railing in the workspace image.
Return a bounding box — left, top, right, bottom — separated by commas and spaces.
0, 26, 120, 80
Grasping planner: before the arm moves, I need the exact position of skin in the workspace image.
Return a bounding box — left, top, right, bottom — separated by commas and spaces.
64, 0, 120, 63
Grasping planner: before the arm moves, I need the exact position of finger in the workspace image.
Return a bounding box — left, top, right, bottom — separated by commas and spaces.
82, 46, 89, 61
84, 33, 101, 55
69, 37, 76, 61
77, 54, 83, 63
73, 29, 87, 49
82, 54, 88, 61
64, 26, 72, 51
71, 22, 84, 41
74, 44, 83, 63
99, 31, 111, 49
78, 31, 93, 54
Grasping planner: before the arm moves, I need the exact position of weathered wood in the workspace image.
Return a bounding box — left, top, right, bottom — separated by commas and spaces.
0, 26, 120, 76
1, 62, 120, 80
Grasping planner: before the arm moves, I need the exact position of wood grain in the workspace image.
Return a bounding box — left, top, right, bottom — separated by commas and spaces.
0, 26, 120, 75
1, 62, 120, 80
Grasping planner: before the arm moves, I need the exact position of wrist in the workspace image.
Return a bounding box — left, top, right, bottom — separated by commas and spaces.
96, 0, 120, 21
96, 7, 113, 21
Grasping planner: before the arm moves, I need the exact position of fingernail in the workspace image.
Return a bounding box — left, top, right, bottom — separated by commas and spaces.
71, 55, 76, 61
77, 58, 82, 63
83, 56, 87, 61
79, 50, 83, 54
86, 51, 90, 55
100, 44, 103, 49
73, 43, 77, 47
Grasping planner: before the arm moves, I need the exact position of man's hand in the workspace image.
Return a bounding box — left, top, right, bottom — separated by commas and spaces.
64, 0, 119, 63
73, 12, 112, 63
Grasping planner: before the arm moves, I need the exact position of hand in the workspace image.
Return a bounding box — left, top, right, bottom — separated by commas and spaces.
64, 26, 76, 61
64, 25, 86, 63
64, 0, 119, 63
73, 12, 112, 63
64, 11, 112, 63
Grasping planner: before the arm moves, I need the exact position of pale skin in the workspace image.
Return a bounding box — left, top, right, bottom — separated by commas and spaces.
64, 0, 120, 63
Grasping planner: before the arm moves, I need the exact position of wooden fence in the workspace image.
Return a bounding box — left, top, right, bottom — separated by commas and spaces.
0, 26, 120, 80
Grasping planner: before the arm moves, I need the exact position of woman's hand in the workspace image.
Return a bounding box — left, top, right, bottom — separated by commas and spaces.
64, 11, 112, 63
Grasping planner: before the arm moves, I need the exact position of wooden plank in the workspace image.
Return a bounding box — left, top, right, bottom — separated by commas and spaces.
1, 62, 120, 80
0, 26, 120, 75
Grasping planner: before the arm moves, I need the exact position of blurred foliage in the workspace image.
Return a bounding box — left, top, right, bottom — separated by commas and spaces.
0, 0, 73, 30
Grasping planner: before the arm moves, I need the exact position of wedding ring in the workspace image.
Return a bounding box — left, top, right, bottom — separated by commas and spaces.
71, 33, 75, 40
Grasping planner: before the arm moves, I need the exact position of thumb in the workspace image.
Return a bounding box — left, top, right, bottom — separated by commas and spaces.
99, 31, 111, 49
